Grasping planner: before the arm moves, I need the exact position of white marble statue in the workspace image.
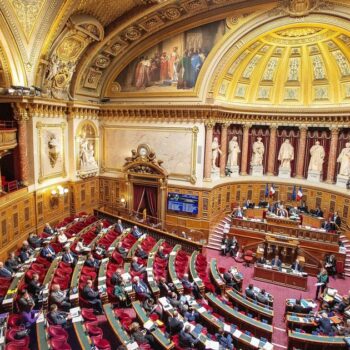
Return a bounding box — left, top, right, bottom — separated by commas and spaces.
308, 141, 325, 172
251, 137, 265, 167
227, 136, 240, 168
212, 137, 222, 170
79, 134, 98, 170
337, 142, 350, 176
278, 139, 294, 169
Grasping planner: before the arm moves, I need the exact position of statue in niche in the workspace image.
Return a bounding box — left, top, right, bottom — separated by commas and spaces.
278, 139, 294, 169
337, 142, 350, 176
308, 141, 325, 172
227, 136, 240, 168
79, 133, 98, 170
48, 133, 59, 168
251, 137, 265, 167
212, 137, 222, 170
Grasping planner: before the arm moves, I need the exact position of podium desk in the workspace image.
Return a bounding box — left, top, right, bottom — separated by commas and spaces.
266, 216, 300, 228
254, 265, 307, 291
301, 214, 325, 229
245, 207, 266, 219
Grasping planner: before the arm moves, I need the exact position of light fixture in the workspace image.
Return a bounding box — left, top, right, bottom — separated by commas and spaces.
50, 186, 69, 208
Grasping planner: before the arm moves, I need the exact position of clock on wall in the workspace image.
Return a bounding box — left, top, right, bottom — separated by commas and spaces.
137, 144, 151, 158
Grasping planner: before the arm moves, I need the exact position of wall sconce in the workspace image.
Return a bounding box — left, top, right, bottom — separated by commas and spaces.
50, 185, 69, 208
118, 196, 126, 208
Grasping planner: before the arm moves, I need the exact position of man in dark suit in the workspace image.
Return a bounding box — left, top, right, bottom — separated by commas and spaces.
28, 233, 43, 248
48, 304, 71, 327
158, 277, 174, 296
215, 327, 234, 350
179, 325, 199, 348
257, 289, 270, 305
136, 246, 148, 259
111, 269, 123, 285
317, 312, 334, 335
245, 284, 257, 300
157, 246, 168, 260
50, 284, 71, 310
43, 223, 56, 235
62, 246, 77, 266
293, 299, 311, 314
114, 219, 124, 234
117, 242, 128, 258
223, 270, 239, 291
291, 259, 303, 272
258, 198, 268, 208
298, 201, 308, 213
5, 252, 20, 273
271, 255, 282, 268
82, 279, 103, 313
167, 310, 184, 335
322, 220, 332, 232
330, 211, 341, 230
94, 222, 104, 235
181, 274, 201, 299
131, 257, 146, 273
132, 225, 143, 239
85, 253, 99, 269
314, 207, 324, 218
40, 241, 56, 261
19, 241, 34, 263
0, 261, 12, 278
27, 273, 43, 301
132, 276, 152, 299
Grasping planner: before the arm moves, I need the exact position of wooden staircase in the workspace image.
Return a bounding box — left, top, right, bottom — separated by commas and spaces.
207, 215, 232, 250
339, 233, 350, 277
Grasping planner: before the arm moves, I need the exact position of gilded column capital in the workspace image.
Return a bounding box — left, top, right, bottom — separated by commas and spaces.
204, 121, 215, 129
270, 124, 278, 130
12, 103, 30, 122
329, 126, 340, 134
243, 123, 252, 131
299, 125, 308, 131
221, 122, 230, 129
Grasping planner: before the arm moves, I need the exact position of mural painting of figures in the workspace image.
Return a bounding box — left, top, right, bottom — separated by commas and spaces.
116, 20, 226, 93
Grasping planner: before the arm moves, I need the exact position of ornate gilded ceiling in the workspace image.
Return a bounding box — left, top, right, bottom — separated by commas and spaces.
214, 24, 350, 106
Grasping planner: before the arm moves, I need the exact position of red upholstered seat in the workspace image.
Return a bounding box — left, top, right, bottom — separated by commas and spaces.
6, 329, 29, 344
8, 314, 22, 328
50, 338, 71, 350
85, 323, 103, 337
243, 250, 254, 267
48, 325, 69, 340
5, 343, 29, 350
81, 308, 98, 322
91, 336, 111, 350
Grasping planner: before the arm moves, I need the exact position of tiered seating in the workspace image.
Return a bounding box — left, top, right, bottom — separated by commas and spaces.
209, 258, 226, 294
191, 252, 215, 293
169, 245, 186, 294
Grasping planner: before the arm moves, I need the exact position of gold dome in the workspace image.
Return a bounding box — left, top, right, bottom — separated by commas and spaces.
214, 23, 350, 107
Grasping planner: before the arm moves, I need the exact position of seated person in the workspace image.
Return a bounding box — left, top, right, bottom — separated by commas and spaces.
111, 268, 123, 285
179, 325, 199, 348
62, 246, 77, 266
5, 252, 20, 273
316, 312, 335, 336
277, 205, 288, 218
233, 206, 243, 219
48, 304, 71, 327
21, 303, 40, 330
85, 252, 99, 269
82, 279, 103, 313
182, 304, 199, 322
27, 273, 43, 302
143, 297, 161, 318
223, 267, 240, 291
334, 294, 350, 313
117, 242, 128, 258
293, 299, 311, 314
256, 256, 266, 265
310, 206, 324, 218
245, 284, 257, 300
28, 233, 43, 248
57, 229, 68, 245
19, 241, 34, 263
18, 289, 35, 312
221, 235, 229, 256
75, 238, 91, 253
298, 201, 308, 213
330, 211, 341, 230
158, 276, 175, 296
157, 246, 168, 260
167, 292, 186, 313
322, 220, 332, 232
114, 219, 124, 234
257, 289, 270, 305
289, 207, 299, 218
132, 225, 144, 239
258, 198, 268, 208
167, 310, 184, 335
215, 327, 234, 350
136, 246, 148, 259
129, 322, 155, 347
43, 223, 56, 235
133, 276, 152, 299
291, 259, 303, 273
41, 241, 56, 261
337, 319, 350, 336
51, 283, 71, 310
244, 199, 254, 209
325, 254, 336, 276
113, 280, 127, 304
181, 273, 201, 299
271, 255, 282, 269
94, 222, 104, 235
0, 261, 13, 278
131, 256, 146, 274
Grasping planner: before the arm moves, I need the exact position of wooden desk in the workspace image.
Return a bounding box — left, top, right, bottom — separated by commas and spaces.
286, 314, 317, 330
287, 329, 347, 349
245, 208, 266, 219
36, 314, 50, 350
206, 293, 273, 341
266, 216, 300, 228
189, 251, 205, 294
122, 263, 136, 301
301, 214, 325, 229
73, 315, 93, 350
97, 258, 109, 304
147, 239, 164, 298
168, 244, 184, 294
70, 256, 86, 307
254, 265, 308, 291
209, 258, 225, 294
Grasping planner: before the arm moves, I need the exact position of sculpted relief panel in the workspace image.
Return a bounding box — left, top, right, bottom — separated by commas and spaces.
102, 126, 196, 182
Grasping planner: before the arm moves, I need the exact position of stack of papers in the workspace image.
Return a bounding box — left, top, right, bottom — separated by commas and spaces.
143, 320, 154, 330
126, 342, 139, 350
250, 337, 260, 347
70, 307, 80, 318
262, 342, 274, 350
72, 315, 83, 323
233, 329, 242, 338
205, 340, 219, 349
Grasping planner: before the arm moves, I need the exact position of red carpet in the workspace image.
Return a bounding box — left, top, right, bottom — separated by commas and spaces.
204, 248, 349, 349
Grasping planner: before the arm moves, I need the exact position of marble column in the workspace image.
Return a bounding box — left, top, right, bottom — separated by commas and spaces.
266, 125, 278, 176
295, 126, 308, 178
14, 110, 30, 186
240, 124, 251, 176
326, 127, 340, 184
204, 122, 214, 181
220, 123, 229, 177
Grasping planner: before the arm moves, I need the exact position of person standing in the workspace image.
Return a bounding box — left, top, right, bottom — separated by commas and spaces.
315, 268, 329, 300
